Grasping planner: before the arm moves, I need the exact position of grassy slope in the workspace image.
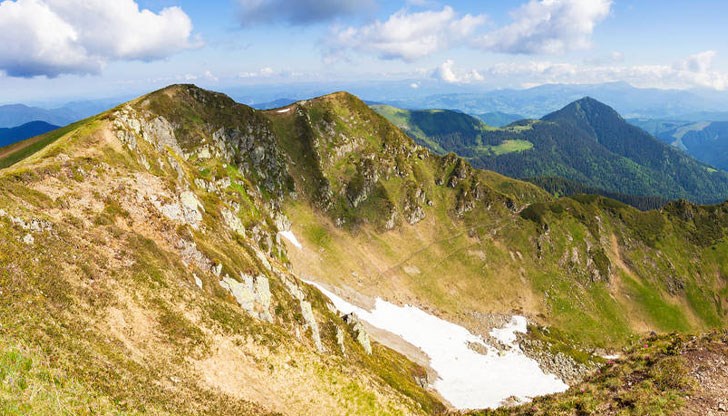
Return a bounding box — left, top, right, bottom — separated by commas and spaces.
270, 93, 728, 350
0, 86, 444, 415
468, 332, 728, 416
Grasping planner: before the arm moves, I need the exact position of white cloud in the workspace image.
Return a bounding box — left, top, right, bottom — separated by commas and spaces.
181, 70, 218, 83
463, 51, 728, 90
238, 67, 277, 78
0, 0, 196, 78
476, 0, 612, 54
327, 1, 614, 61
435, 60, 484, 84
329, 6, 486, 62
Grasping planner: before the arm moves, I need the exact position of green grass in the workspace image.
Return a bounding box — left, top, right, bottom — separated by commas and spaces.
0, 119, 88, 169
621, 272, 691, 332
475, 139, 534, 156
0, 342, 144, 416
472, 332, 703, 416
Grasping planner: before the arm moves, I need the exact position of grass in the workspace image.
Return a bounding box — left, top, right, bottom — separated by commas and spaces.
0, 342, 147, 416
621, 272, 691, 333
0, 119, 89, 169
475, 139, 534, 156
471, 332, 702, 416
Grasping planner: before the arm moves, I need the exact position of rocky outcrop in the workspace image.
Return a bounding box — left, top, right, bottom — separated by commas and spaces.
519, 337, 596, 385
219, 273, 273, 322
345, 158, 379, 208
221, 208, 245, 236
336, 326, 346, 354
343, 313, 372, 355
402, 183, 427, 225
300, 300, 324, 352
280, 276, 324, 352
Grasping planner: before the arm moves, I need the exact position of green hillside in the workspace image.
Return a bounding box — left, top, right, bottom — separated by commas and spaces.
376, 98, 728, 205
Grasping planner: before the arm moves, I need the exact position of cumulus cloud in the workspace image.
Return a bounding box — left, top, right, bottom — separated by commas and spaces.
435, 60, 484, 84
476, 0, 612, 54
0, 0, 196, 78
328, 6, 486, 62
327, 1, 613, 61
237, 0, 375, 26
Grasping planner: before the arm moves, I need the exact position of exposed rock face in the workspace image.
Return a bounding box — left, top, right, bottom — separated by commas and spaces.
300, 300, 324, 352
215, 126, 291, 203
519, 337, 595, 385
336, 326, 346, 354
280, 276, 324, 352
221, 208, 245, 235
344, 313, 372, 355
180, 191, 204, 227
142, 116, 183, 156
346, 158, 379, 208
219, 273, 273, 322
402, 183, 427, 225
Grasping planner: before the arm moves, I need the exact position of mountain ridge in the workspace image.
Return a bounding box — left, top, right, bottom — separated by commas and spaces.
1, 84, 727, 414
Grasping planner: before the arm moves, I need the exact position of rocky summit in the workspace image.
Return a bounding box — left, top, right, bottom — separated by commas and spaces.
0, 84, 726, 415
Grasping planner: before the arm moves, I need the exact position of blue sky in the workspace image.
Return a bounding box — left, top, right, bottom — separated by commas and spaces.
1, 0, 728, 104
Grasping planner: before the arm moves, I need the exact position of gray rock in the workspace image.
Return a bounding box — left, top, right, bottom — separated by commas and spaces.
336, 326, 346, 354
219, 273, 273, 322
221, 208, 245, 236
343, 313, 372, 355
300, 300, 323, 351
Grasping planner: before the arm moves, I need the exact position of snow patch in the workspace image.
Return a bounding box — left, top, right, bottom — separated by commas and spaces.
279, 230, 302, 249
308, 281, 567, 410
276, 108, 291, 113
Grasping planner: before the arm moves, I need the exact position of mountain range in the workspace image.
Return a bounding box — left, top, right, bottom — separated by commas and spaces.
375, 81, 728, 120
0, 120, 59, 148
631, 119, 728, 172
0, 98, 125, 129
374, 98, 728, 208
1, 85, 726, 414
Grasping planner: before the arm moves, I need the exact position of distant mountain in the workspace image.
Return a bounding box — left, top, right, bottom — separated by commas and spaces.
250, 97, 299, 110
378, 82, 728, 120
376, 97, 728, 205
474, 112, 524, 127
371, 105, 494, 154
0, 104, 76, 127
0, 98, 124, 128
653, 121, 728, 171
0, 121, 59, 148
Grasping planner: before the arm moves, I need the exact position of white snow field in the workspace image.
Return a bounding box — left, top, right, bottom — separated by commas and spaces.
308, 281, 568, 409
278, 230, 302, 249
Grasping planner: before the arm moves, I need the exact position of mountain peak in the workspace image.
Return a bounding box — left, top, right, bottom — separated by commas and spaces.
541, 97, 625, 141
543, 96, 623, 123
